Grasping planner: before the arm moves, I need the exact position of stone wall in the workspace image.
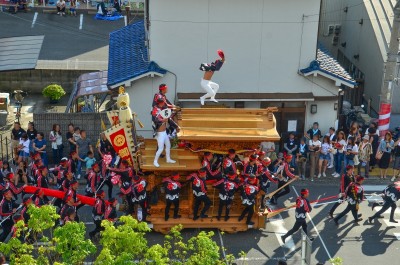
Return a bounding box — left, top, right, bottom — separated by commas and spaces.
0, 69, 94, 94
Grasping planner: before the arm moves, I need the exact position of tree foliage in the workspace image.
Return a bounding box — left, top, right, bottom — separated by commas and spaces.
0, 205, 234, 264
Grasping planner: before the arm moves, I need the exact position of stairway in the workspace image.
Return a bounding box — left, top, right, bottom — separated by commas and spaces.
140, 139, 201, 172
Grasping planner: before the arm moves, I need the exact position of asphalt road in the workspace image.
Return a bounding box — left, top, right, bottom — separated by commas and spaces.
67, 178, 397, 265
0, 11, 141, 60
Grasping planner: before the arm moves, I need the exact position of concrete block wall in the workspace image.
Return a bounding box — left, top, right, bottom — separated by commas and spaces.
33, 112, 110, 161
0, 69, 94, 94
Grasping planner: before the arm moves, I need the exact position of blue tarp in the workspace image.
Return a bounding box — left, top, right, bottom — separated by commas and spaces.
94, 13, 123, 21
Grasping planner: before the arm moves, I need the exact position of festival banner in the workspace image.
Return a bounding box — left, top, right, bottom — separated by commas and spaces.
107, 110, 120, 126
104, 124, 135, 166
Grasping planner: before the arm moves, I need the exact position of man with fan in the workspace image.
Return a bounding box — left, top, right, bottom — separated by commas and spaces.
199, 50, 225, 105
151, 95, 177, 168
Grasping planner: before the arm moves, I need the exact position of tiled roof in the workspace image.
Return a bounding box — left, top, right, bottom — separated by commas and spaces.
300, 45, 356, 87
107, 20, 166, 86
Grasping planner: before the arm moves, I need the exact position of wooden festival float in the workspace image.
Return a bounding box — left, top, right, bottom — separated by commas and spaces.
102, 89, 280, 233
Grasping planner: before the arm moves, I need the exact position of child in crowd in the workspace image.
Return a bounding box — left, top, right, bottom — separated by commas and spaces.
73, 127, 81, 143
80, 151, 96, 174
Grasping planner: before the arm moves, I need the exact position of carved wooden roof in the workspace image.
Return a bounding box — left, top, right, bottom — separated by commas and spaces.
177, 108, 280, 142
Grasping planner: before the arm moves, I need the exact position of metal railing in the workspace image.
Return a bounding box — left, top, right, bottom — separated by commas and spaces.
0, 133, 14, 162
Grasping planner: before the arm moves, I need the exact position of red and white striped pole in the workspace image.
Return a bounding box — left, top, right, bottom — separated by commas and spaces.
378, 102, 392, 137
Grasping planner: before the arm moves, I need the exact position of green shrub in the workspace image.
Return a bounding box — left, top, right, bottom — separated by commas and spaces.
42, 84, 66, 100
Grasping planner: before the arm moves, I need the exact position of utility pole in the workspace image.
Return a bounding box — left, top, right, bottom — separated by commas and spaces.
378, 0, 400, 136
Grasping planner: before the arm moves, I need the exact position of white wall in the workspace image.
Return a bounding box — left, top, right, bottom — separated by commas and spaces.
305, 100, 337, 134
318, 0, 386, 112
148, 0, 328, 95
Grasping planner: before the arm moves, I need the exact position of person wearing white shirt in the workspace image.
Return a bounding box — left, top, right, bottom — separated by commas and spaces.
49, 124, 64, 164
308, 134, 321, 181
318, 136, 331, 178
17, 133, 30, 163
56, 0, 66, 16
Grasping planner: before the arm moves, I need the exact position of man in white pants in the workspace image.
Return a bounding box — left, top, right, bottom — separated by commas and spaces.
152, 95, 176, 168
199, 50, 225, 105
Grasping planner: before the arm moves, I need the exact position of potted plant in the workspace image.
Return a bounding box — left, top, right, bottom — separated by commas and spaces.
42, 84, 66, 104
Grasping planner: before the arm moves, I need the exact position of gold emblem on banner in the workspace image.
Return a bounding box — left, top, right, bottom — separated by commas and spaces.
114, 135, 126, 147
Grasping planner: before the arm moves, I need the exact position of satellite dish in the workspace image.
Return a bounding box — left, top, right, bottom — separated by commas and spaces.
159, 108, 172, 119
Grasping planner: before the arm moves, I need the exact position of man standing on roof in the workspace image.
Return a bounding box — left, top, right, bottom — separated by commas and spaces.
199, 50, 225, 105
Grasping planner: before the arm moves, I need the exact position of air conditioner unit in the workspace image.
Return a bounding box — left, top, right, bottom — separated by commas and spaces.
335, 24, 341, 34
328, 25, 335, 35
332, 35, 339, 46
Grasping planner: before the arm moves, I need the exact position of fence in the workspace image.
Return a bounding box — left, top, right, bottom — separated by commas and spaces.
33, 112, 110, 163
0, 133, 13, 162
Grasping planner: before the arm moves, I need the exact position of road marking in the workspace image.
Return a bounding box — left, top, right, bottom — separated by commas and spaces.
363, 185, 387, 192
31, 12, 38, 28
79, 14, 83, 30
124, 15, 127, 26
268, 204, 295, 252
217, 229, 227, 261
293, 186, 332, 260
393, 233, 400, 240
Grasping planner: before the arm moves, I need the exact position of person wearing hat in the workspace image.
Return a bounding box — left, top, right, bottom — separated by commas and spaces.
223, 149, 239, 174
4, 173, 26, 199
89, 190, 106, 239
281, 188, 312, 243
0, 189, 19, 242
329, 165, 355, 219
105, 197, 118, 222
151, 94, 177, 167
242, 154, 259, 183
37, 166, 50, 189
270, 154, 298, 205
358, 134, 372, 178
30, 158, 42, 182
163, 172, 182, 221
131, 174, 148, 222
213, 170, 239, 221
202, 152, 222, 180
284, 132, 298, 168
152, 84, 176, 109
63, 207, 77, 225
11, 214, 26, 241
187, 168, 211, 220
63, 179, 81, 209
33, 189, 49, 207
239, 174, 259, 226
333, 175, 365, 226
85, 163, 102, 197
199, 50, 225, 105
368, 183, 400, 224
20, 195, 33, 222
257, 157, 277, 209
60, 190, 79, 224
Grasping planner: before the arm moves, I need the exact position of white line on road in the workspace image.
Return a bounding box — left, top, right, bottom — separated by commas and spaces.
363, 185, 387, 192
293, 186, 332, 260
217, 229, 227, 261
31, 12, 38, 28
268, 204, 296, 252
79, 14, 83, 30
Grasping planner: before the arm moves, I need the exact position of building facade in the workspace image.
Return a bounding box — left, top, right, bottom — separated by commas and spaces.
318, 0, 400, 125
108, 0, 355, 139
